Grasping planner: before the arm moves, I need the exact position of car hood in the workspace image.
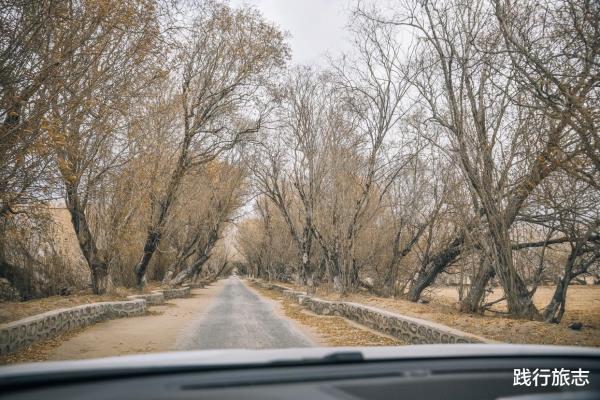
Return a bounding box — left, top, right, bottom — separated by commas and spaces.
2, 344, 600, 381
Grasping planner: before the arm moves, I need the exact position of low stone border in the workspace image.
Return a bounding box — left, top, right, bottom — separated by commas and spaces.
158, 286, 190, 300
187, 283, 205, 289
0, 299, 146, 356
127, 286, 192, 304
253, 281, 491, 345
127, 292, 165, 305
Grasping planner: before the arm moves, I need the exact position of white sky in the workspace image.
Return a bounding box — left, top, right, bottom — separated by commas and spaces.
229, 0, 354, 65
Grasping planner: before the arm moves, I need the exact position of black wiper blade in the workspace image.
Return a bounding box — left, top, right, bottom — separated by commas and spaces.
269, 351, 364, 366
321, 351, 364, 362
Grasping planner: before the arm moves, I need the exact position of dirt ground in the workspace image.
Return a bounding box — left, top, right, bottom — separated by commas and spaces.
0, 281, 227, 365
278, 282, 600, 347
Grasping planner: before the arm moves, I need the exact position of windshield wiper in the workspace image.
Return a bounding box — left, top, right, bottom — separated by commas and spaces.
269, 351, 364, 366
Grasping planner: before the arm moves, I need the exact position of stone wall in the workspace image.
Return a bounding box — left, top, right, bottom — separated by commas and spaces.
253, 281, 491, 345
160, 286, 191, 300
187, 283, 204, 289
188, 281, 212, 289
126, 286, 194, 304
127, 286, 192, 303
128, 292, 165, 305
0, 299, 146, 356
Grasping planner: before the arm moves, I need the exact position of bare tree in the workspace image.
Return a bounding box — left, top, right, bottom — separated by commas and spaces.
46, 0, 160, 294
494, 0, 600, 176
1, 0, 84, 218
358, 0, 589, 318
313, 13, 411, 292
250, 68, 333, 292
377, 153, 447, 297
169, 161, 245, 286
132, 2, 289, 286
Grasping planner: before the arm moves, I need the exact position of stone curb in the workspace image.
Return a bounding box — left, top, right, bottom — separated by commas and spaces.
252, 280, 492, 345
187, 283, 204, 289
127, 292, 165, 305
0, 299, 146, 356
125, 285, 192, 304
157, 286, 191, 300
188, 280, 212, 289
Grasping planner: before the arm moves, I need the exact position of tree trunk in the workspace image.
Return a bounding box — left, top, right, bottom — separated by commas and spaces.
543, 276, 569, 323
170, 227, 220, 286
162, 236, 200, 284
306, 272, 316, 295
134, 229, 161, 287
487, 217, 539, 319
64, 184, 111, 294
299, 223, 314, 292
381, 224, 426, 297
299, 250, 310, 289
543, 246, 578, 323
133, 133, 190, 287
407, 236, 464, 301
381, 230, 402, 297
162, 255, 181, 284
91, 266, 112, 294
461, 260, 494, 313
349, 257, 360, 291
327, 255, 343, 293
212, 260, 229, 280
171, 253, 209, 286
163, 270, 174, 284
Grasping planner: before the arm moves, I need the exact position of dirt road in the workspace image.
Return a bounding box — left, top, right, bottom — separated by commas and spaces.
176, 276, 315, 350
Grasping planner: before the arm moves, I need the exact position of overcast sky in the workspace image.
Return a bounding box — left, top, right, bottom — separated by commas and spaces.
229, 0, 354, 66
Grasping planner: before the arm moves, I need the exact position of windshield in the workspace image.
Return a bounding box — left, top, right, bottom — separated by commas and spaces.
0, 0, 598, 368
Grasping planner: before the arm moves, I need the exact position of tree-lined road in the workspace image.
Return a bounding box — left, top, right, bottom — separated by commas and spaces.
176, 277, 314, 350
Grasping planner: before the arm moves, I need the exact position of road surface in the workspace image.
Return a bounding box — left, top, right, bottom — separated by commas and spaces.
176, 276, 315, 349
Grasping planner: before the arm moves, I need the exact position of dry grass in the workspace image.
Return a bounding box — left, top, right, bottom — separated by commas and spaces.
431, 285, 599, 319
277, 282, 600, 347
252, 284, 403, 347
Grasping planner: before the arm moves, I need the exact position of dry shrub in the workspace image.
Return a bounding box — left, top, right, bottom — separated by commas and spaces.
0, 207, 89, 299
